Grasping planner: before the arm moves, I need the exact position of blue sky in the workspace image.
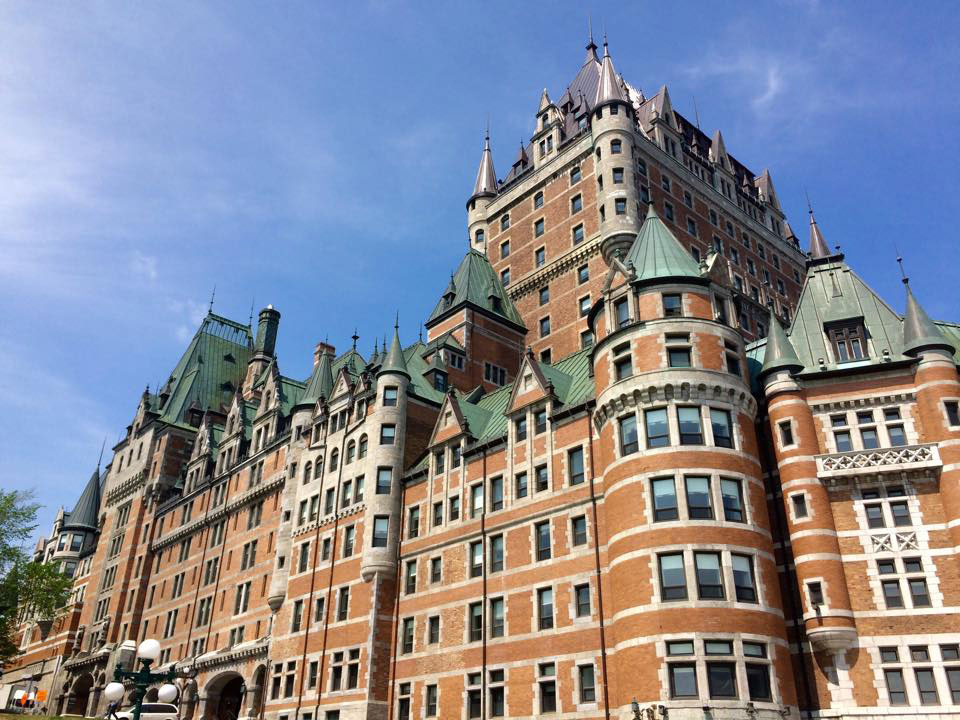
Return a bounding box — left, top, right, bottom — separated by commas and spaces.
2, 0, 959, 538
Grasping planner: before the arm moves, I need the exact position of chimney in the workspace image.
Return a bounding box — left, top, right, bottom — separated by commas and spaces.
313, 342, 336, 368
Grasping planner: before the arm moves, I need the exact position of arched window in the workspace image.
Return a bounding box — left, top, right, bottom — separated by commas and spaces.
358, 435, 368, 459
315, 457, 324, 478
303, 462, 312, 483
346, 441, 356, 465
330, 449, 339, 472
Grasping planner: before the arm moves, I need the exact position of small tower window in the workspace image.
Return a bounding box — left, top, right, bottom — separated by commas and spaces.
827, 321, 868, 362
474, 229, 484, 246
614, 198, 627, 215
610, 139, 622, 154
612, 168, 624, 184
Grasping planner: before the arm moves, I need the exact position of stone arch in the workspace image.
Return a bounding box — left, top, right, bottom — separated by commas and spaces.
67, 672, 94, 716
201, 671, 244, 720
180, 678, 199, 720
245, 665, 266, 720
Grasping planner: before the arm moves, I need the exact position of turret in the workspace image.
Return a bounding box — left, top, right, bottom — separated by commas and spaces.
807, 208, 837, 264
360, 323, 410, 582
244, 305, 281, 393
467, 131, 497, 252
590, 38, 641, 264
902, 283, 955, 358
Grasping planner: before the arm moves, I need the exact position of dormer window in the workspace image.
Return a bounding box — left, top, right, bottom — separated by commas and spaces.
827, 321, 868, 362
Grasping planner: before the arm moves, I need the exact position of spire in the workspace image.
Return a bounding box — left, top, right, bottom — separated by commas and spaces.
760, 305, 804, 378
379, 322, 410, 379
585, 17, 598, 61
471, 129, 497, 200
63, 467, 102, 532
370, 338, 380, 366
624, 202, 705, 286
513, 140, 528, 168
709, 129, 728, 166
807, 206, 832, 260
298, 347, 334, 408
902, 282, 955, 357
594, 36, 627, 106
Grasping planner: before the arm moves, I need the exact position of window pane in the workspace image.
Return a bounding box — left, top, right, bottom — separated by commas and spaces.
678, 407, 703, 444
645, 409, 670, 447
685, 476, 712, 519
670, 664, 698, 698
707, 662, 737, 698
652, 478, 678, 521
695, 552, 724, 599
732, 554, 757, 602
720, 479, 744, 522
659, 553, 687, 600
619, 415, 638, 455
885, 669, 907, 705
711, 409, 734, 448
746, 664, 771, 701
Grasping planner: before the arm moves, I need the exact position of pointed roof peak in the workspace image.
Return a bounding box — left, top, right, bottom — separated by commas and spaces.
903, 284, 955, 356
760, 305, 804, 379
594, 37, 627, 107
298, 348, 334, 409
63, 466, 102, 532
807, 207, 834, 261
379, 325, 410, 379
625, 201, 705, 286
427, 249, 525, 330
470, 128, 497, 200
585, 17, 598, 60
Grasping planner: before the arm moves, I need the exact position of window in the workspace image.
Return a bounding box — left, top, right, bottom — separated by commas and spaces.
695, 552, 724, 599
572, 223, 585, 244
449, 496, 460, 521
685, 476, 713, 519
882, 579, 904, 608
534, 191, 544, 209
535, 521, 551, 561
537, 587, 554, 629
662, 293, 682, 317
489, 476, 504, 512
865, 503, 885, 528
614, 298, 630, 328
909, 578, 931, 607
612, 167, 624, 184
746, 662, 771, 701
484, 362, 507, 386
499, 240, 510, 259
791, 493, 808, 519
535, 220, 545, 239
645, 408, 670, 447
427, 615, 440, 645
720, 478, 745, 521
808, 581, 824, 606
916, 668, 939, 704
619, 415, 638, 455
578, 664, 596, 703
489, 597, 505, 638
469, 541, 483, 577
408, 507, 420, 539
578, 264, 589, 283
434, 450, 445, 475
539, 316, 550, 337
614, 345, 632, 381
397, 683, 411, 720
571, 194, 583, 213
711, 409, 734, 448
677, 407, 703, 444
489, 534, 504, 572
539, 663, 557, 712
500, 268, 510, 286
664, 202, 674, 221
828, 321, 867, 362
430, 556, 441, 583
707, 662, 737, 699
535, 465, 549, 493
568, 447, 585, 485
570, 166, 582, 184
372, 516, 388, 548
291, 600, 304, 632
659, 553, 687, 600
651, 478, 678, 521
947, 400, 960, 426
890, 501, 911, 527
515, 471, 528, 499
500, 214, 510, 231
534, 408, 547, 434
376, 467, 392, 495
579, 295, 591, 317
732, 554, 757, 602
610, 139, 622, 154
401, 618, 414, 654
574, 583, 591, 617
404, 560, 416, 594
669, 661, 698, 698
379, 424, 395, 444
337, 587, 349, 621
615, 197, 627, 215
468, 602, 483, 642
538, 285, 549, 306
470, 483, 484, 518
572, 515, 587, 546
667, 344, 691, 368
884, 668, 907, 705
779, 420, 794, 446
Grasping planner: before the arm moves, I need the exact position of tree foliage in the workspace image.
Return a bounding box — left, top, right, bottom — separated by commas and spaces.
0, 490, 73, 667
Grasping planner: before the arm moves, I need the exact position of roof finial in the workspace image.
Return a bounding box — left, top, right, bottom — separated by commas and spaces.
97, 436, 106, 471
351, 329, 359, 350
588, 15, 593, 45
395, 312, 399, 331
805, 189, 813, 216
208, 284, 216, 313
419, 326, 423, 342
248, 296, 255, 326
692, 94, 701, 130
896, 248, 910, 285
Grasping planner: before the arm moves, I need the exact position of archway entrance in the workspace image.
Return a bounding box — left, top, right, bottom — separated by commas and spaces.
67, 673, 94, 716
216, 677, 244, 720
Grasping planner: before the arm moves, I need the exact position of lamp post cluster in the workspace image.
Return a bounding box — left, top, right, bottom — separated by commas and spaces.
103, 639, 178, 720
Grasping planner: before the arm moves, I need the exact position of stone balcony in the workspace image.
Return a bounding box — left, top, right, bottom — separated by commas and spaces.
815, 443, 941, 484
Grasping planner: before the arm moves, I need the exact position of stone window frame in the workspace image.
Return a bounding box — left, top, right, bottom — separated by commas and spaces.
569, 512, 590, 549
656, 634, 781, 706
786, 490, 814, 524
569, 577, 594, 622
853, 482, 919, 533
868, 637, 960, 708
802, 576, 829, 618
651, 544, 766, 609
940, 397, 960, 430
868, 554, 940, 612
572, 658, 599, 709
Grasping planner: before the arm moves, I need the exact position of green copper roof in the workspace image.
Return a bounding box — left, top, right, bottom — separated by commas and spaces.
625, 204, 705, 286
298, 351, 334, 408
63, 468, 102, 532
760, 306, 803, 378
379, 327, 410, 378
158, 313, 254, 426
903, 285, 955, 356
426, 250, 524, 329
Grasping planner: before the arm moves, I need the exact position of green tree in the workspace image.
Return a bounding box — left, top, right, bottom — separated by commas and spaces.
0, 490, 73, 667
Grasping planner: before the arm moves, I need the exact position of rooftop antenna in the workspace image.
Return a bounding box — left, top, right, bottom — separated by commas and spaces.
208, 284, 216, 313
692, 95, 702, 130
804, 189, 813, 216
395, 311, 400, 331
419, 327, 423, 342
351, 329, 359, 350
897, 254, 909, 285
248, 297, 255, 327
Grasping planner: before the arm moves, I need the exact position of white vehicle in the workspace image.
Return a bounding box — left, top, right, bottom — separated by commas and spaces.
112, 702, 178, 720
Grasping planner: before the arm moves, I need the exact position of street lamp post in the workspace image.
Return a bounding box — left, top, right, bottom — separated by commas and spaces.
103, 639, 178, 720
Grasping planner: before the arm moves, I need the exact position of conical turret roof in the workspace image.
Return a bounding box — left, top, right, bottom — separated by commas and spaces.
808, 209, 832, 260
379, 326, 410, 378
298, 349, 334, 408
624, 203, 705, 286
427, 250, 525, 329
760, 306, 804, 378
903, 284, 955, 356
471, 132, 497, 200
63, 468, 102, 532
595, 38, 627, 106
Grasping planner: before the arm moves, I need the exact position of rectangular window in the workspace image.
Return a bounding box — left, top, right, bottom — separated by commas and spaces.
535, 521, 551, 561
619, 415, 638, 455
865, 503, 885, 528
404, 560, 416, 595
515, 471, 528, 499
947, 400, 960, 426
663, 293, 682, 317
427, 615, 440, 644
469, 602, 483, 642
732, 554, 757, 602
376, 467, 392, 495
515, 416, 527, 441
425, 685, 437, 716
711, 409, 734, 448
916, 668, 939, 704
534, 408, 547, 434
659, 553, 687, 600
685, 476, 712, 519
430, 556, 441, 583
746, 664, 771, 701
652, 478, 678, 521
885, 669, 907, 705
489, 534, 504, 573
890, 501, 911, 527
471, 484, 484, 517
808, 581, 824, 606
571, 194, 583, 213
573, 224, 585, 244
535, 219, 545, 238
539, 663, 557, 712
449, 496, 460, 521
792, 493, 808, 519
575, 584, 591, 617
670, 663, 698, 698
537, 587, 554, 629
490, 597, 504, 638
380, 424, 396, 444
677, 407, 703, 444
707, 662, 737, 699
432, 501, 443, 527
668, 346, 691, 368
645, 408, 670, 447
407, 507, 419, 539
535, 465, 549, 492
383, 387, 398, 406
695, 552, 724, 599
882, 579, 904, 608
337, 587, 349, 621
372, 516, 388, 548
721, 478, 745, 522
572, 515, 587, 546
568, 447, 585, 485
779, 421, 794, 446
539, 316, 550, 337
909, 578, 931, 607
578, 665, 596, 703
614, 297, 630, 327
401, 618, 414, 654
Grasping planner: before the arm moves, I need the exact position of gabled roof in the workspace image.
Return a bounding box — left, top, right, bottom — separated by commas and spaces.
157, 313, 254, 427
426, 250, 525, 329
624, 204, 705, 286
63, 468, 102, 532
